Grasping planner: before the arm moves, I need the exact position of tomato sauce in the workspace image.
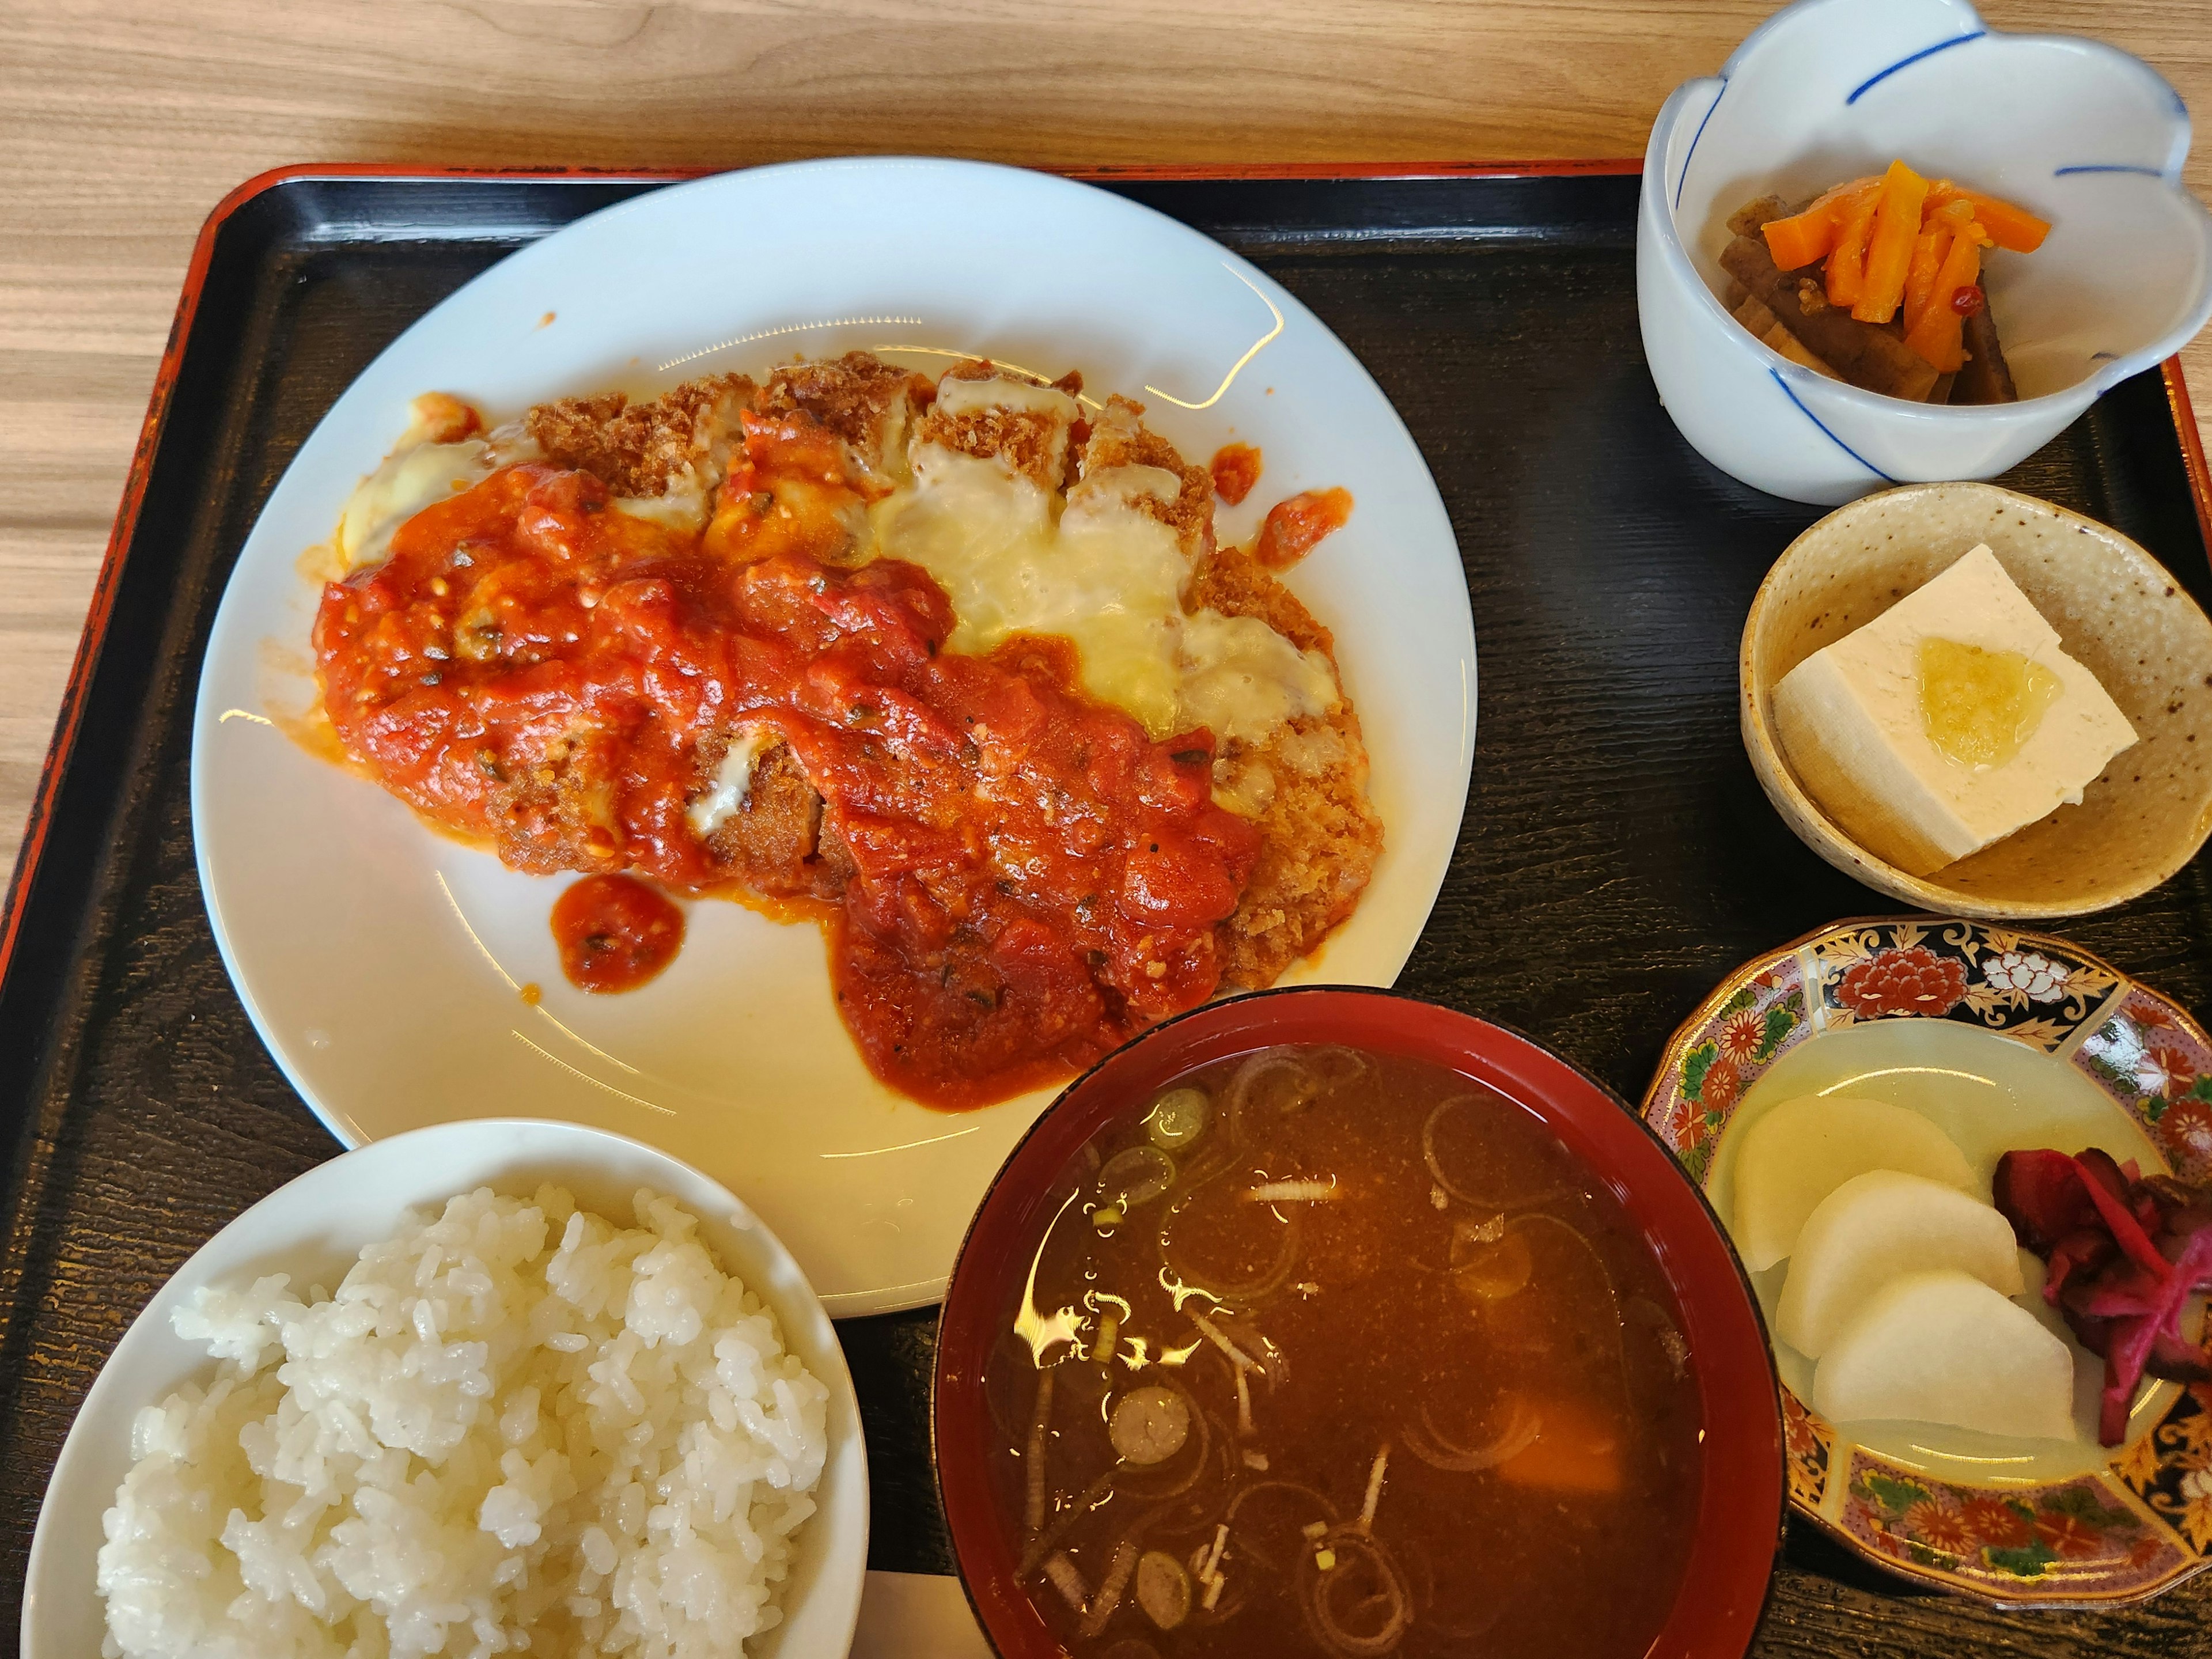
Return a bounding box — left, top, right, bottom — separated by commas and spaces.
1209, 442, 1263, 506
313, 425, 1263, 1108
1253, 486, 1353, 570
553, 874, 685, 993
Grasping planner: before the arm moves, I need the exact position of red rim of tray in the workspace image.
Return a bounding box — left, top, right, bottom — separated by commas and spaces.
930, 984, 1788, 1659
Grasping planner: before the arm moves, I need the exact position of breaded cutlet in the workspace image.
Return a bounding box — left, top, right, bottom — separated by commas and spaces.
914, 360, 1082, 491
524, 373, 753, 499
1074, 395, 1215, 547
696, 734, 838, 903
1186, 538, 1384, 988
760, 353, 931, 493
521, 373, 840, 897
512, 356, 1381, 988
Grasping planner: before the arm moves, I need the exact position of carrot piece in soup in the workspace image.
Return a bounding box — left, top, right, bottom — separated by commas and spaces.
1925, 181, 2050, 252
1853, 160, 1930, 323
1825, 189, 1881, 309
1498, 1396, 1625, 1495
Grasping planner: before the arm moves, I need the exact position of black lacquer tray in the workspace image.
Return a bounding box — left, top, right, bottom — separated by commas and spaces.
3, 164, 2208, 1655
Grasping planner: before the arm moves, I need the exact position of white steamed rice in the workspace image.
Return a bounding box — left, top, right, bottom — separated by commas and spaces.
96, 1185, 829, 1659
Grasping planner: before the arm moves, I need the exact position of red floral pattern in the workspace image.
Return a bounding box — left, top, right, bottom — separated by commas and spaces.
2033, 1512, 2104, 1559
1836, 945, 1969, 1019
1699, 1055, 1741, 1109
2161, 1098, 2212, 1171
2150, 1044, 2199, 1099
1905, 1499, 1973, 1555
1718, 1010, 1765, 1063
1961, 1495, 2031, 1547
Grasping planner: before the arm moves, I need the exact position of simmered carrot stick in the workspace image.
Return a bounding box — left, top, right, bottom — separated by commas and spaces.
1825, 188, 1882, 308
1497, 1396, 1624, 1495
1759, 177, 1880, 270
1903, 220, 1950, 336
1904, 217, 1986, 372
1854, 160, 1930, 323
1924, 182, 2050, 252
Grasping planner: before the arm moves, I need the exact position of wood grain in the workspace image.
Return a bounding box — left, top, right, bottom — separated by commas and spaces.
2, 0, 2210, 881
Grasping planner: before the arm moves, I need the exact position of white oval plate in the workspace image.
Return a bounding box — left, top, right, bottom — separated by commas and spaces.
190, 158, 1476, 1315
24, 1119, 868, 1659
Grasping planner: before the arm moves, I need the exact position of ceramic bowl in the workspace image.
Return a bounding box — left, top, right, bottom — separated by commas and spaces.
22, 1120, 869, 1659
1639, 0, 2212, 504
1740, 481, 2212, 917
1644, 918, 2212, 1607
933, 987, 1786, 1659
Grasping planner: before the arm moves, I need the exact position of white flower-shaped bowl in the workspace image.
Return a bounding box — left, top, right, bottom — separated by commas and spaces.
1639, 0, 2212, 504
21, 1120, 869, 1659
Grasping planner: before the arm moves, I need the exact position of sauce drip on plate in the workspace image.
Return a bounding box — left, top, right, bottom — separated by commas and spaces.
313, 436, 1262, 1107
1210, 443, 1264, 506
1253, 487, 1353, 570
552, 873, 684, 993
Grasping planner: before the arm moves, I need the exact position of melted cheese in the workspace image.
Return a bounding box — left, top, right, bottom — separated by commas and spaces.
873, 445, 1337, 744
1074, 464, 1186, 510
336, 439, 496, 570
1179, 611, 1340, 744
335, 416, 540, 571
935, 375, 1080, 420
613, 481, 713, 533
334, 380, 1338, 756
687, 727, 771, 838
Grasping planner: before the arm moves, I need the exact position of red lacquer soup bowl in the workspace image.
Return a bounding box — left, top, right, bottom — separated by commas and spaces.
933, 987, 1786, 1658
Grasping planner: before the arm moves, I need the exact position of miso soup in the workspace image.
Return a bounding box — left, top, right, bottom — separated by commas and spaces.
983, 1045, 1705, 1657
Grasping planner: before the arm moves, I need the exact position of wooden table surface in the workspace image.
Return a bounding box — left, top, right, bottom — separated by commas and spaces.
3, 0, 2210, 882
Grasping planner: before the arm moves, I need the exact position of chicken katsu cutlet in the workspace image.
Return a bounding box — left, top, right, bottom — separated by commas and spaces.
315, 351, 1381, 1104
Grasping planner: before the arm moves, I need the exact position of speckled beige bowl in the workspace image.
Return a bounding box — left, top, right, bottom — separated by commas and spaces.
1741, 482, 2212, 918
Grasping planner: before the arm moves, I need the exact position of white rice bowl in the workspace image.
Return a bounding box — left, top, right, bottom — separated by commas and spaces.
94, 1185, 830, 1659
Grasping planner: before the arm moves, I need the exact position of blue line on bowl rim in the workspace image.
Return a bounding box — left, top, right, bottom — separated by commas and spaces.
1847, 30, 1986, 105
1769, 368, 1897, 482
1675, 77, 1729, 213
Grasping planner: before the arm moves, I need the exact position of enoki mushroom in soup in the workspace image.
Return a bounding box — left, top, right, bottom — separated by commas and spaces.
986, 1045, 1706, 1657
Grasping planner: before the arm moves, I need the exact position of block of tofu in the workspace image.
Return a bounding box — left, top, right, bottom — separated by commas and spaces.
1771, 544, 2138, 876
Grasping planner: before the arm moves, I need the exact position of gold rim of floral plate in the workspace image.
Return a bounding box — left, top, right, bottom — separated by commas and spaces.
1640, 916, 2212, 1610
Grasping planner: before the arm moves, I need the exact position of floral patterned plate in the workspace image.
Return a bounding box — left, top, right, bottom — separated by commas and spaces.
1642, 918, 2212, 1608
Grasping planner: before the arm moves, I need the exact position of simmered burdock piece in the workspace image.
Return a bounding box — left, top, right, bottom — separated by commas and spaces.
1725, 284, 1843, 381
1733, 167, 2038, 404
1721, 203, 1943, 402
1952, 301, 2020, 403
